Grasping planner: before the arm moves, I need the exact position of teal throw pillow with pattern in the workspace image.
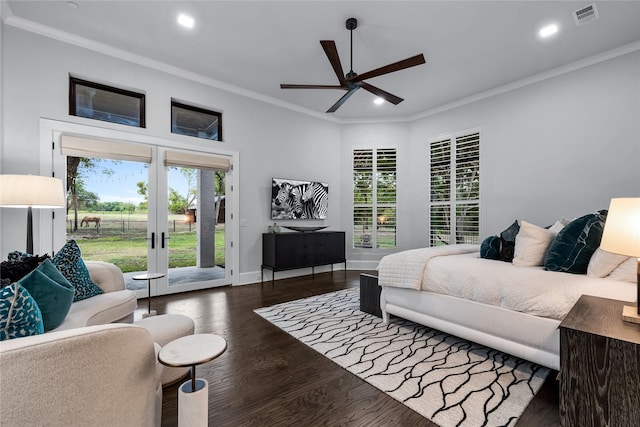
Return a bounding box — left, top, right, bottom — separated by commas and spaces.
52, 240, 103, 302
0, 283, 44, 341
19, 260, 74, 331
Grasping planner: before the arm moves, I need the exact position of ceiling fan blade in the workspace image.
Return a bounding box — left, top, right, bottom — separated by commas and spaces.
359, 82, 404, 105
349, 54, 426, 83
326, 87, 359, 113
281, 84, 347, 90
320, 40, 346, 85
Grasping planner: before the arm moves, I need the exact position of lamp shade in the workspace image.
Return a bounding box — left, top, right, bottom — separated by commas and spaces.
600, 198, 640, 258
0, 175, 65, 208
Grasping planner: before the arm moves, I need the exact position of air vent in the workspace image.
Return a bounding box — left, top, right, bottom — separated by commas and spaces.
574, 3, 599, 26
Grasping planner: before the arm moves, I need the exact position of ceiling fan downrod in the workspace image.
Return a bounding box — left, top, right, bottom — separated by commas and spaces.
346, 17, 357, 80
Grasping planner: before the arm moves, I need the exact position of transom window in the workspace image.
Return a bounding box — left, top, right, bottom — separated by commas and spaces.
69, 77, 145, 128
171, 100, 222, 141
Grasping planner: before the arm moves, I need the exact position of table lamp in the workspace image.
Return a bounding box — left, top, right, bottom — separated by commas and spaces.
599, 197, 640, 324
0, 174, 66, 254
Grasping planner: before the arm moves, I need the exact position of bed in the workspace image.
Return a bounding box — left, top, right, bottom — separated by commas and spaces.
377, 244, 636, 370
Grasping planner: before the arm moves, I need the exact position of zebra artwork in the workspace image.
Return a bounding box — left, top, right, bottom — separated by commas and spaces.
271, 178, 329, 220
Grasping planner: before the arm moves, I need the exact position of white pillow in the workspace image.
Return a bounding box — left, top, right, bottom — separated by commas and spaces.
606, 257, 637, 283
548, 218, 570, 234
587, 247, 629, 278
513, 221, 557, 267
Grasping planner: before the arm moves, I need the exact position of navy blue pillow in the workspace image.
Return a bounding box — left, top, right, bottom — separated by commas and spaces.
480, 235, 501, 260
544, 210, 607, 274
499, 220, 520, 262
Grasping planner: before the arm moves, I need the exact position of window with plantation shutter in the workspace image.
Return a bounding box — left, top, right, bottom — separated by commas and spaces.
353, 148, 397, 249
429, 131, 480, 246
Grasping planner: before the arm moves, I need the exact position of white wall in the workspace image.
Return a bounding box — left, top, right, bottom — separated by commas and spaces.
0, 26, 341, 282
342, 51, 640, 256
2, 24, 639, 278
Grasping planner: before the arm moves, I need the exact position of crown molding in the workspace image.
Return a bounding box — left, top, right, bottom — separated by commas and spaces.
405, 39, 640, 122
4, 15, 340, 124
5, 15, 640, 126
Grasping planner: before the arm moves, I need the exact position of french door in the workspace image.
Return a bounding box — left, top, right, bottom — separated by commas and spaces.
49, 125, 236, 299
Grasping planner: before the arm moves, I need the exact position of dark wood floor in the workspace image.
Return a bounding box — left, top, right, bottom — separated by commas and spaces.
138, 270, 560, 427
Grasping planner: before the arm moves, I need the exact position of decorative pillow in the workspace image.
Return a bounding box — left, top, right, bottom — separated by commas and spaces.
548, 218, 570, 234
18, 261, 74, 331
480, 235, 501, 260
587, 248, 629, 278
498, 220, 520, 262
544, 210, 608, 274
0, 283, 44, 341
606, 257, 637, 283
0, 253, 51, 283
513, 221, 557, 267
52, 240, 103, 302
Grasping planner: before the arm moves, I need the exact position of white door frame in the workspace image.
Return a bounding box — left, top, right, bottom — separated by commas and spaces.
39, 118, 240, 292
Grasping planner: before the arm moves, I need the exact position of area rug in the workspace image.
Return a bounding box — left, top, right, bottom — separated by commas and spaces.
254, 288, 549, 427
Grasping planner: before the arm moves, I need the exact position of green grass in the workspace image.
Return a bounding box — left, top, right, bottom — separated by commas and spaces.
68, 211, 225, 273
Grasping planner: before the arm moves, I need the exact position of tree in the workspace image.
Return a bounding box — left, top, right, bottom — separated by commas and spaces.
136, 181, 148, 211
67, 157, 114, 231
168, 188, 188, 214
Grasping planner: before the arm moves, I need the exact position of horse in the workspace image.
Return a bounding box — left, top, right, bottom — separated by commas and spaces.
80, 216, 101, 228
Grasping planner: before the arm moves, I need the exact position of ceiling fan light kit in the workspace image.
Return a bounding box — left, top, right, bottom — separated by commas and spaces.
280, 17, 426, 113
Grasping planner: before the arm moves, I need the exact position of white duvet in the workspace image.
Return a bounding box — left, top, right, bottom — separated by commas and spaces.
379, 246, 636, 320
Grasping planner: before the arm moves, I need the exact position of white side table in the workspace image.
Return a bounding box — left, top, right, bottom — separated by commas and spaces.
132, 272, 164, 318
158, 334, 227, 427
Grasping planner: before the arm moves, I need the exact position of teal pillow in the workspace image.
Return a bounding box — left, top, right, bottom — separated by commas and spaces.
52, 240, 103, 302
19, 262, 74, 331
544, 210, 607, 274
0, 283, 44, 340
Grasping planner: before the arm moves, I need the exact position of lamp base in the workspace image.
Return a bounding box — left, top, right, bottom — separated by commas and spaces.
622, 305, 640, 324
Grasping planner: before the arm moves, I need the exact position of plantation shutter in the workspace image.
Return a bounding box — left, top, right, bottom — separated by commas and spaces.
353, 149, 373, 248
164, 150, 231, 172
376, 149, 397, 248
353, 148, 397, 250
429, 132, 480, 246
60, 134, 152, 163
455, 133, 480, 243
430, 139, 452, 246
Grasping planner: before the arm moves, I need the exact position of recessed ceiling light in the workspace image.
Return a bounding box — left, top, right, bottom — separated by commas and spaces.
539, 24, 559, 38
177, 13, 195, 29
374, 97, 385, 105
67, 1, 79, 8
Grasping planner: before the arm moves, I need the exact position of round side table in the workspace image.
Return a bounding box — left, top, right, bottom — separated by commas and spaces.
132, 273, 164, 318
158, 334, 227, 427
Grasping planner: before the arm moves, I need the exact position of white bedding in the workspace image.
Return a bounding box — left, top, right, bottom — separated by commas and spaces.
377, 244, 479, 289
379, 245, 637, 320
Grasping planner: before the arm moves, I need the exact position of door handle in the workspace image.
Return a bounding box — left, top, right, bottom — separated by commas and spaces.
162, 232, 168, 249
151, 232, 155, 249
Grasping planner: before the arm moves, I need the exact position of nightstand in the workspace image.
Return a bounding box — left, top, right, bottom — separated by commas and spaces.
359, 274, 381, 317
559, 295, 640, 426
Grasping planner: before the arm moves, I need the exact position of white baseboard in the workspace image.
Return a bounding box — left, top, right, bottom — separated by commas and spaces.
236, 260, 378, 286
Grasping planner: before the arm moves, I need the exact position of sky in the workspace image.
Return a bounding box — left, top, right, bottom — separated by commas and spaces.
80, 159, 189, 206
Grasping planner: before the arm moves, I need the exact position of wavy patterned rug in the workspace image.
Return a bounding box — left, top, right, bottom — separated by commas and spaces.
255, 288, 549, 427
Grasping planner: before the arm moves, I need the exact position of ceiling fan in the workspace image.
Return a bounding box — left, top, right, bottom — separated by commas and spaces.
280, 17, 426, 113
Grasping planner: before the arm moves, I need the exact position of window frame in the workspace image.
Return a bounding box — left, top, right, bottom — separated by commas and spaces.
171, 100, 223, 142
352, 147, 397, 251
428, 129, 480, 246
69, 76, 146, 128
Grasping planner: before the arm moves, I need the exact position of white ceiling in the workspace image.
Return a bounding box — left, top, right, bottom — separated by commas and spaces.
4, 1, 640, 121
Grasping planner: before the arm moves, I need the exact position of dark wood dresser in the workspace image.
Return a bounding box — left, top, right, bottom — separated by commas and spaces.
261, 231, 345, 283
